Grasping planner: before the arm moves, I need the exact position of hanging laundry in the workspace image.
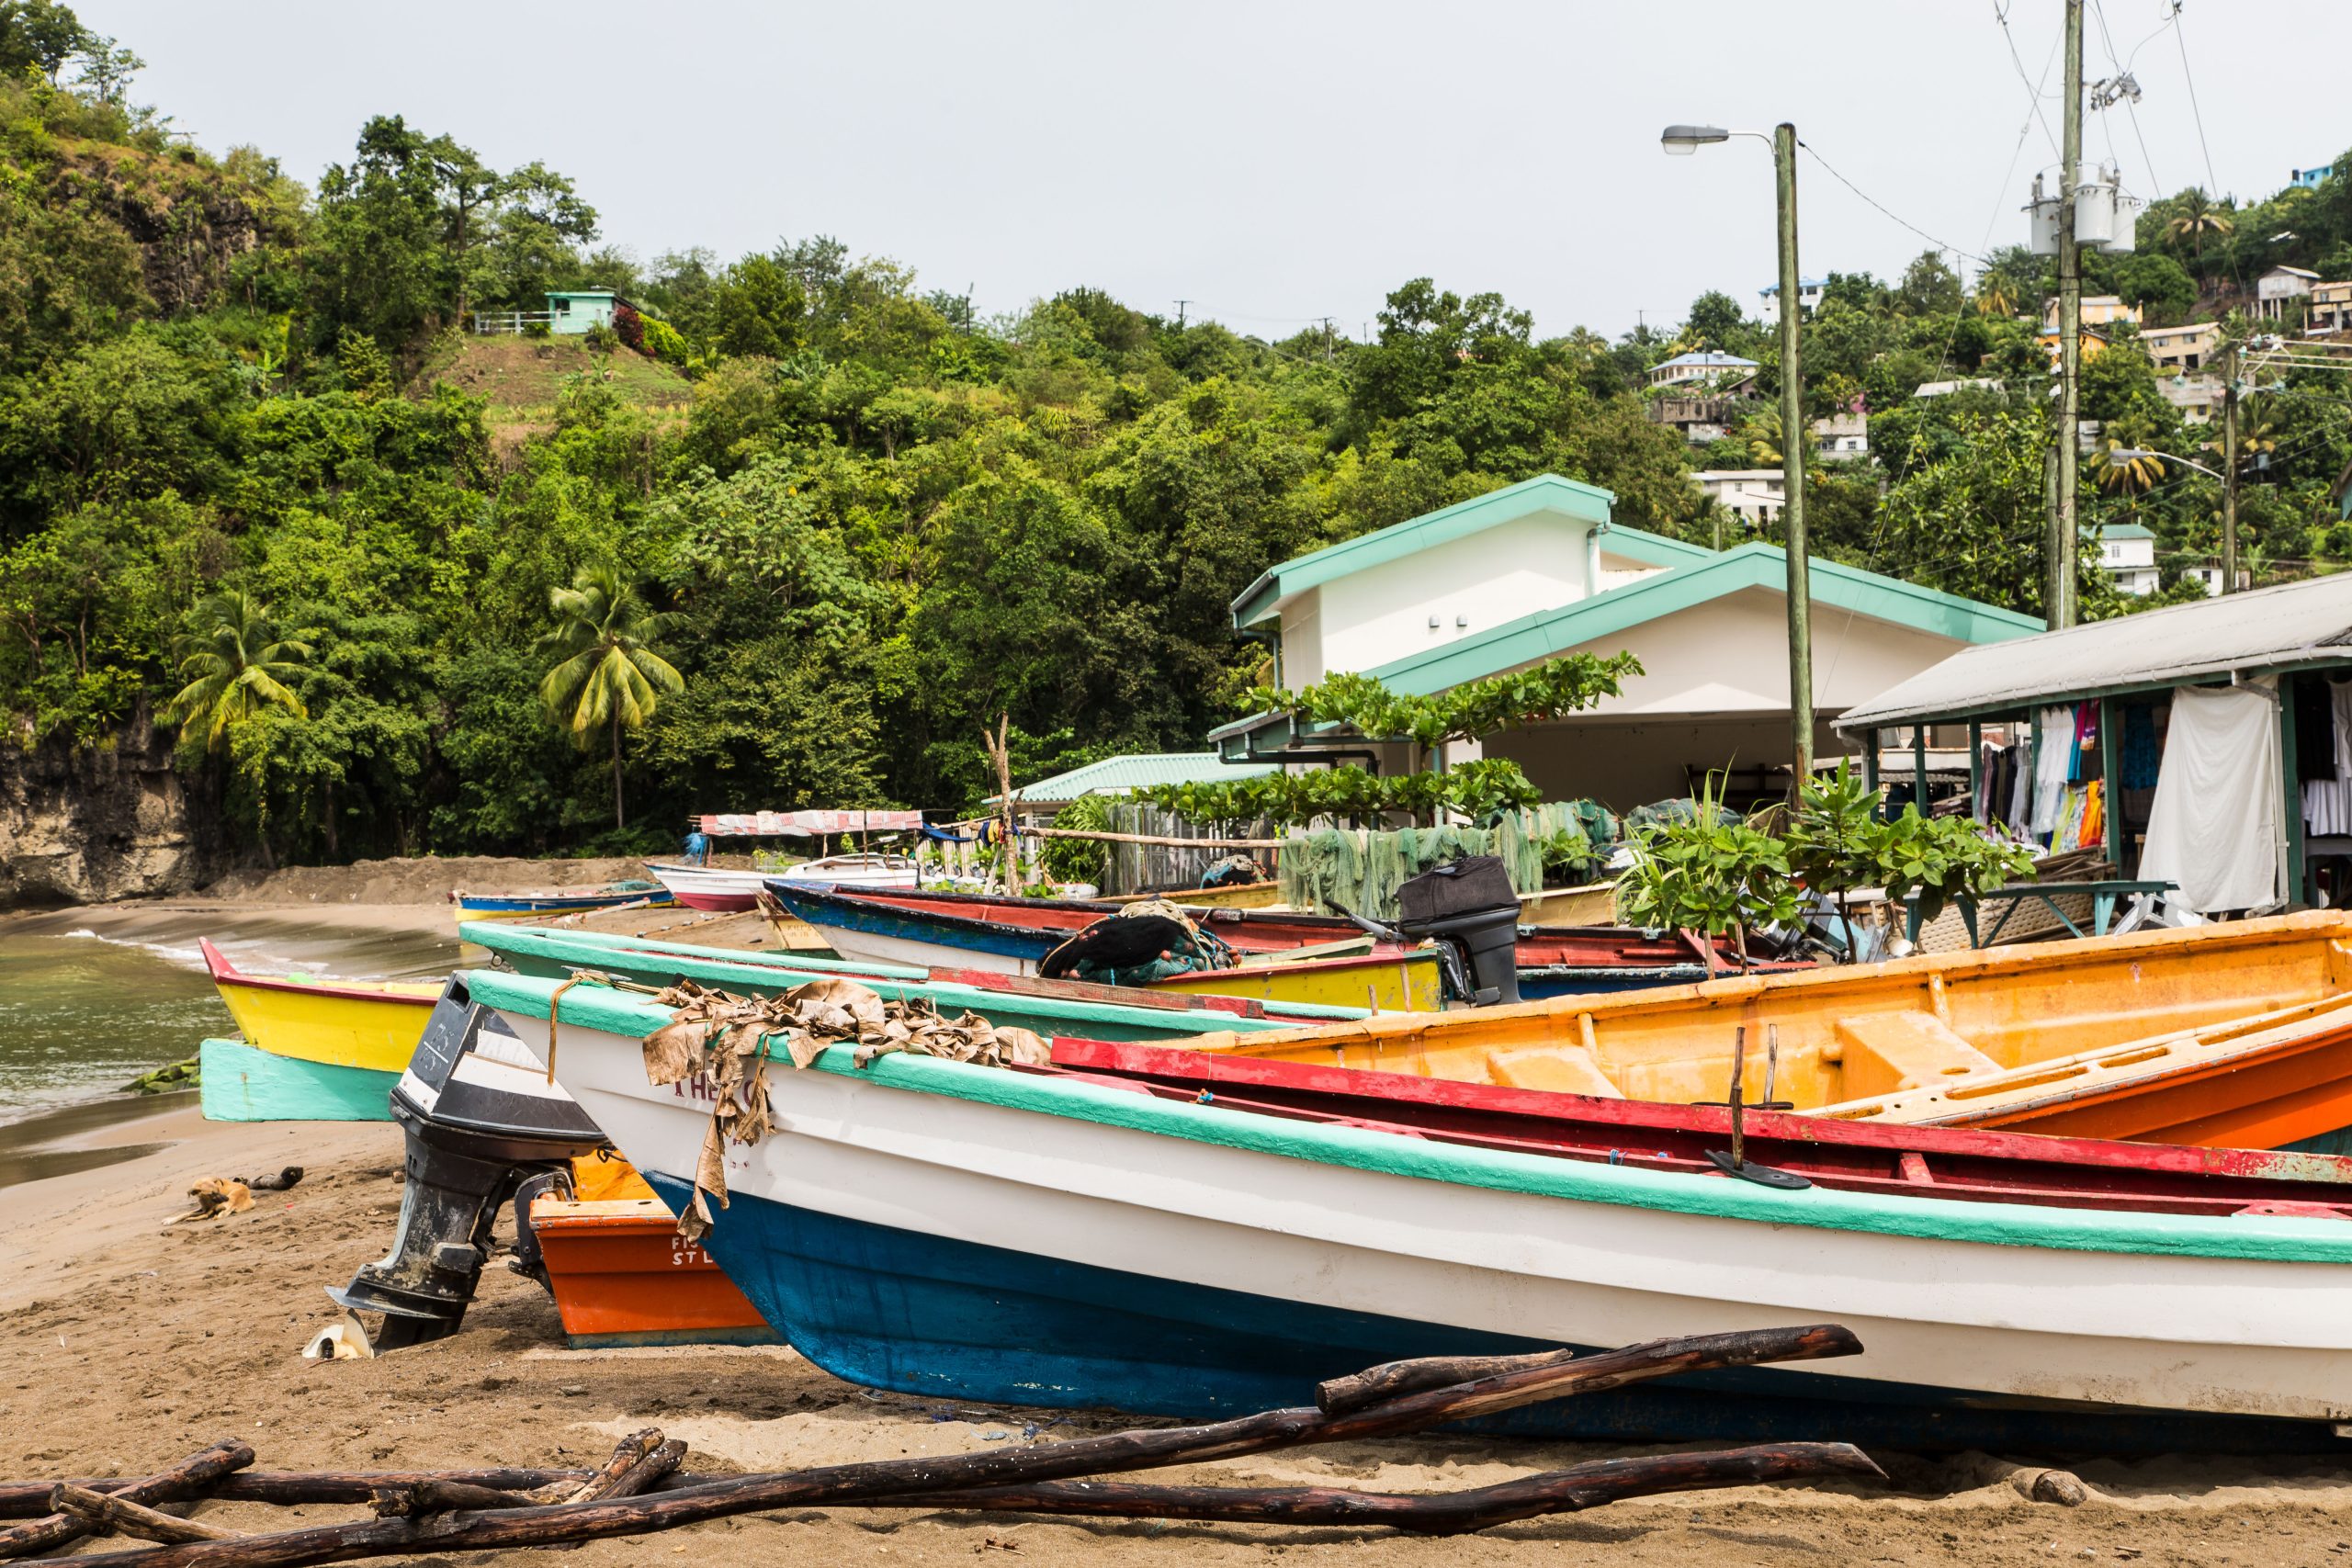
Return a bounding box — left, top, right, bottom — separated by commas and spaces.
2071, 701, 2101, 783
2032, 706, 2077, 837
2141, 681, 2281, 914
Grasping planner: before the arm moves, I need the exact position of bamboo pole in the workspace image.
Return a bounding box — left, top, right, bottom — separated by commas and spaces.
1023, 827, 1288, 850
59, 1326, 1863, 1567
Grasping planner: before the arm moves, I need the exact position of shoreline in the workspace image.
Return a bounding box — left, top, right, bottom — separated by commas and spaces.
3, 1122, 2352, 1565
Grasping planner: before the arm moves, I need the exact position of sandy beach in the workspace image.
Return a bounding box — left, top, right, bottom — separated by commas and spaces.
4, 1107, 2352, 1567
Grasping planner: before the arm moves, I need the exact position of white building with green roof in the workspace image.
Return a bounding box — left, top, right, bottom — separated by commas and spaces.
2096, 524, 2160, 598
1214, 474, 2042, 809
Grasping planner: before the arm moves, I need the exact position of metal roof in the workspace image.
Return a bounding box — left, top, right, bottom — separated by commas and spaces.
1837, 571, 2352, 732
1651, 351, 1759, 370
994, 752, 1276, 804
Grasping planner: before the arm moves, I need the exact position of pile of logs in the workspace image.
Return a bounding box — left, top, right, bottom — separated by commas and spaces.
0, 1325, 1880, 1565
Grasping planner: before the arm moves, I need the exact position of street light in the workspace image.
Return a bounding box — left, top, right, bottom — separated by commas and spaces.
1664, 118, 1815, 793
2107, 448, 2224, 481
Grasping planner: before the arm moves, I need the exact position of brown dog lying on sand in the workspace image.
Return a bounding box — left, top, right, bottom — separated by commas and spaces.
171, 1177, 253, 1223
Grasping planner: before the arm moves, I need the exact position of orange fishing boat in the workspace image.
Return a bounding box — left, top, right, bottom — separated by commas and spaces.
529, 1160, 776, 1348
1158, 910, 2352, 1151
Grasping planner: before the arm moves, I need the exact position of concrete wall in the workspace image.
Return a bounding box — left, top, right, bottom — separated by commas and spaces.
1547, 585, 1966, 715
1308, 511, 1594, 676
1489, 714, 1849, 811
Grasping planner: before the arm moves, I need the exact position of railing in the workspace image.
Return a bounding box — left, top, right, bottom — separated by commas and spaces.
471, 311, 557, 334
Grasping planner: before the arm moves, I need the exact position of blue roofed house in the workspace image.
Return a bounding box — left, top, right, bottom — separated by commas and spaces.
1211, 474, 2042, 807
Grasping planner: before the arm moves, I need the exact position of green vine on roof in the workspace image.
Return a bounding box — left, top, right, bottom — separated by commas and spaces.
1239, 651, 1643, 753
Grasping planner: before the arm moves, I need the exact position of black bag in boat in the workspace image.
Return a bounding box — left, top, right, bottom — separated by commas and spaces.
1396, 855, 1517, 925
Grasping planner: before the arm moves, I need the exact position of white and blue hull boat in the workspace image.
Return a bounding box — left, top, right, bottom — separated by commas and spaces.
467, 968, 2352, 1453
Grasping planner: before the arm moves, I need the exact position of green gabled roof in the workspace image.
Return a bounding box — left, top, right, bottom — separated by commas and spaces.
1230, 473, 1616, 629
2098, 524, 2156, 541
1361, 544, 2044, 696
991, 751, 1275, 804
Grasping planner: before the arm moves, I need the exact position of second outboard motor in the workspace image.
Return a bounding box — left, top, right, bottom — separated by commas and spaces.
1396, 855, 1522, 1007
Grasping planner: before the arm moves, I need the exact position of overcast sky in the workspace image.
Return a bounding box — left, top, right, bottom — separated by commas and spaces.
82, 1, 2345, 340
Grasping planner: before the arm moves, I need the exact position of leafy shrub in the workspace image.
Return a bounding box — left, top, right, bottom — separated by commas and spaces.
1137, 758, 1544, 831
582, 321, 619, 353
611, 300, 646, 354
522, 320, 552, 339
1039, 793, 1110, 886
1614, 775, 1801, 953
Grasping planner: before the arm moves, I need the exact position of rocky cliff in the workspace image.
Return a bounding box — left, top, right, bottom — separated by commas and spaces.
0, 721, 224, 908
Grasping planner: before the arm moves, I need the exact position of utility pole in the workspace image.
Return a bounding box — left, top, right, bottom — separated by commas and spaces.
1775, 121, 1813, 790
2049, 0, 2085, 628
2221, 335, 2240, 592
1174, 299, 1189, 328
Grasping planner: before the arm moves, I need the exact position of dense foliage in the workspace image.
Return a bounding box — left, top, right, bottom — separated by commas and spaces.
6, 2, 2352, 867
1240, 651, 1643, 753
1136, 756, 1546, 833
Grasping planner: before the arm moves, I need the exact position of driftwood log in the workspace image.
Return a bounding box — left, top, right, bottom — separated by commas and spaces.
48, 1486, 244, 1545
1315, 1348, 1581, 1416
34, 1325, 1867, 1568
0, 1439, 252, 1559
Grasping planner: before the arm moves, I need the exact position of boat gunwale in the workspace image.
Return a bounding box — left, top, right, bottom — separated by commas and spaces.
198, 937, 439, 1008
463, 966, 2352, 1265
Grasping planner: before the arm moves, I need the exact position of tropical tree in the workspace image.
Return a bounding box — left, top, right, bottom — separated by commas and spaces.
2163, 190, 2234, 262
1973, 274, 2017, 318
2091, 436, 2165, 497
161, 591, 311, 750
535, 565, 685, 830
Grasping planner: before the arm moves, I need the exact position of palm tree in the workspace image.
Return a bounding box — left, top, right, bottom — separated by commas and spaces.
162, 591, 311, 750
1973, 274, 2017, 318
2091, 438, 2164, 497
2163, 189, 2234, 262
536, 565, 685, 830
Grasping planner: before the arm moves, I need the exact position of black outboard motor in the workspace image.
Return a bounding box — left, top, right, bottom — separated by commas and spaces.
1395, 856, 1522, 1007
330, 974, 612, 1348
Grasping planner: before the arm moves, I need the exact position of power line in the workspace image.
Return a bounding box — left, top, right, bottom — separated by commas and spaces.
2089, 0, 2162, 194
1991, 2, 2063, 159
1797, 141, 1992, 266
2169, 2, 2221, 197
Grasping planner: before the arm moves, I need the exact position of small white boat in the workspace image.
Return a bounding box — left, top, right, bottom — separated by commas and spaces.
770, 852, 922, 891
468, 966, 2352, 1455
645, 863, 775, 912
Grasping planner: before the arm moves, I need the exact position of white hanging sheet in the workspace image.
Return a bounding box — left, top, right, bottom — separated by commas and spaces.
2139, 680, 2281, 914
2030, 706, 2077, 834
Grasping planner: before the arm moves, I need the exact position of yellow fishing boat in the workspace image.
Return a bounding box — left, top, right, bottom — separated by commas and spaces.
199, 938, 440, 1072
1164, 911, 2352, 1150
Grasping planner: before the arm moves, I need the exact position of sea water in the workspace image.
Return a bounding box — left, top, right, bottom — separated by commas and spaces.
0, 908, 458, 1124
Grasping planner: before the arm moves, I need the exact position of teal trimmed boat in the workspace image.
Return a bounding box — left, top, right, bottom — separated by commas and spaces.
460, 921, 1369, 1040
198, 1037, 395, 1122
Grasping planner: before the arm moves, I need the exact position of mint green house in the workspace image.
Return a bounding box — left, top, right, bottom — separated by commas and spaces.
1212, 474, 2041, 809
544, 289, 618, 334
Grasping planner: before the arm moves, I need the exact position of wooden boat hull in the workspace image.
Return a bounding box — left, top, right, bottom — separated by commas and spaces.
530, 1193, 780, 1348
462, 923, 1365, 1040
468, 969, 2352, 1452
1165, 912, 2352, 1151
771, 884, 1790, 1000
197, 1038, 394, 1122
766, 885, 1442, 1011
199, 939, 439, 1072
452, 882, 675, 921
1104, 881, 1285, 910
1516, 883, 1618, 924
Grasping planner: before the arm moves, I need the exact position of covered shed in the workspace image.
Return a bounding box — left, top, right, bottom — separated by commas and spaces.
1836, 573, 2352, 913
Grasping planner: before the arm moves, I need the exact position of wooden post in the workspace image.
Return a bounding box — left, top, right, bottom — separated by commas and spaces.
983, 715, 1016, 891
2049, 0, 2084, 628
2099, 696, 2122, 871
1967, 719, 1983, 820
1774, 120, 1815, 794
2282, 678, 2306, 906
1911, 726, 1928, 817
1862, 728, 1881, 821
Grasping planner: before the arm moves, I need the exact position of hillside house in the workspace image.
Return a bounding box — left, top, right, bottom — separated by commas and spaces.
2140, 321, 2220, 373
2158, 376, 2222, 424
2096, 523, 2160, 597
1213, 475, 2040, 808
1815, 409, 1870, 457
1758, 276, 1826, 326
1692, 469, 1786, 525
2310, 280, 2352, 334
2258, 265, 2321, 321
1646, 351, 1759, 389
546, 290, 620, 334
2292, 163, 2335, 191
1647, 394, 1750, 445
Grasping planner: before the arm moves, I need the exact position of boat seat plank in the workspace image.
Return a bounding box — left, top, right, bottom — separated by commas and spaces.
1484, 1045, 1625, 1100
1836, 1011, 2003, 1100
